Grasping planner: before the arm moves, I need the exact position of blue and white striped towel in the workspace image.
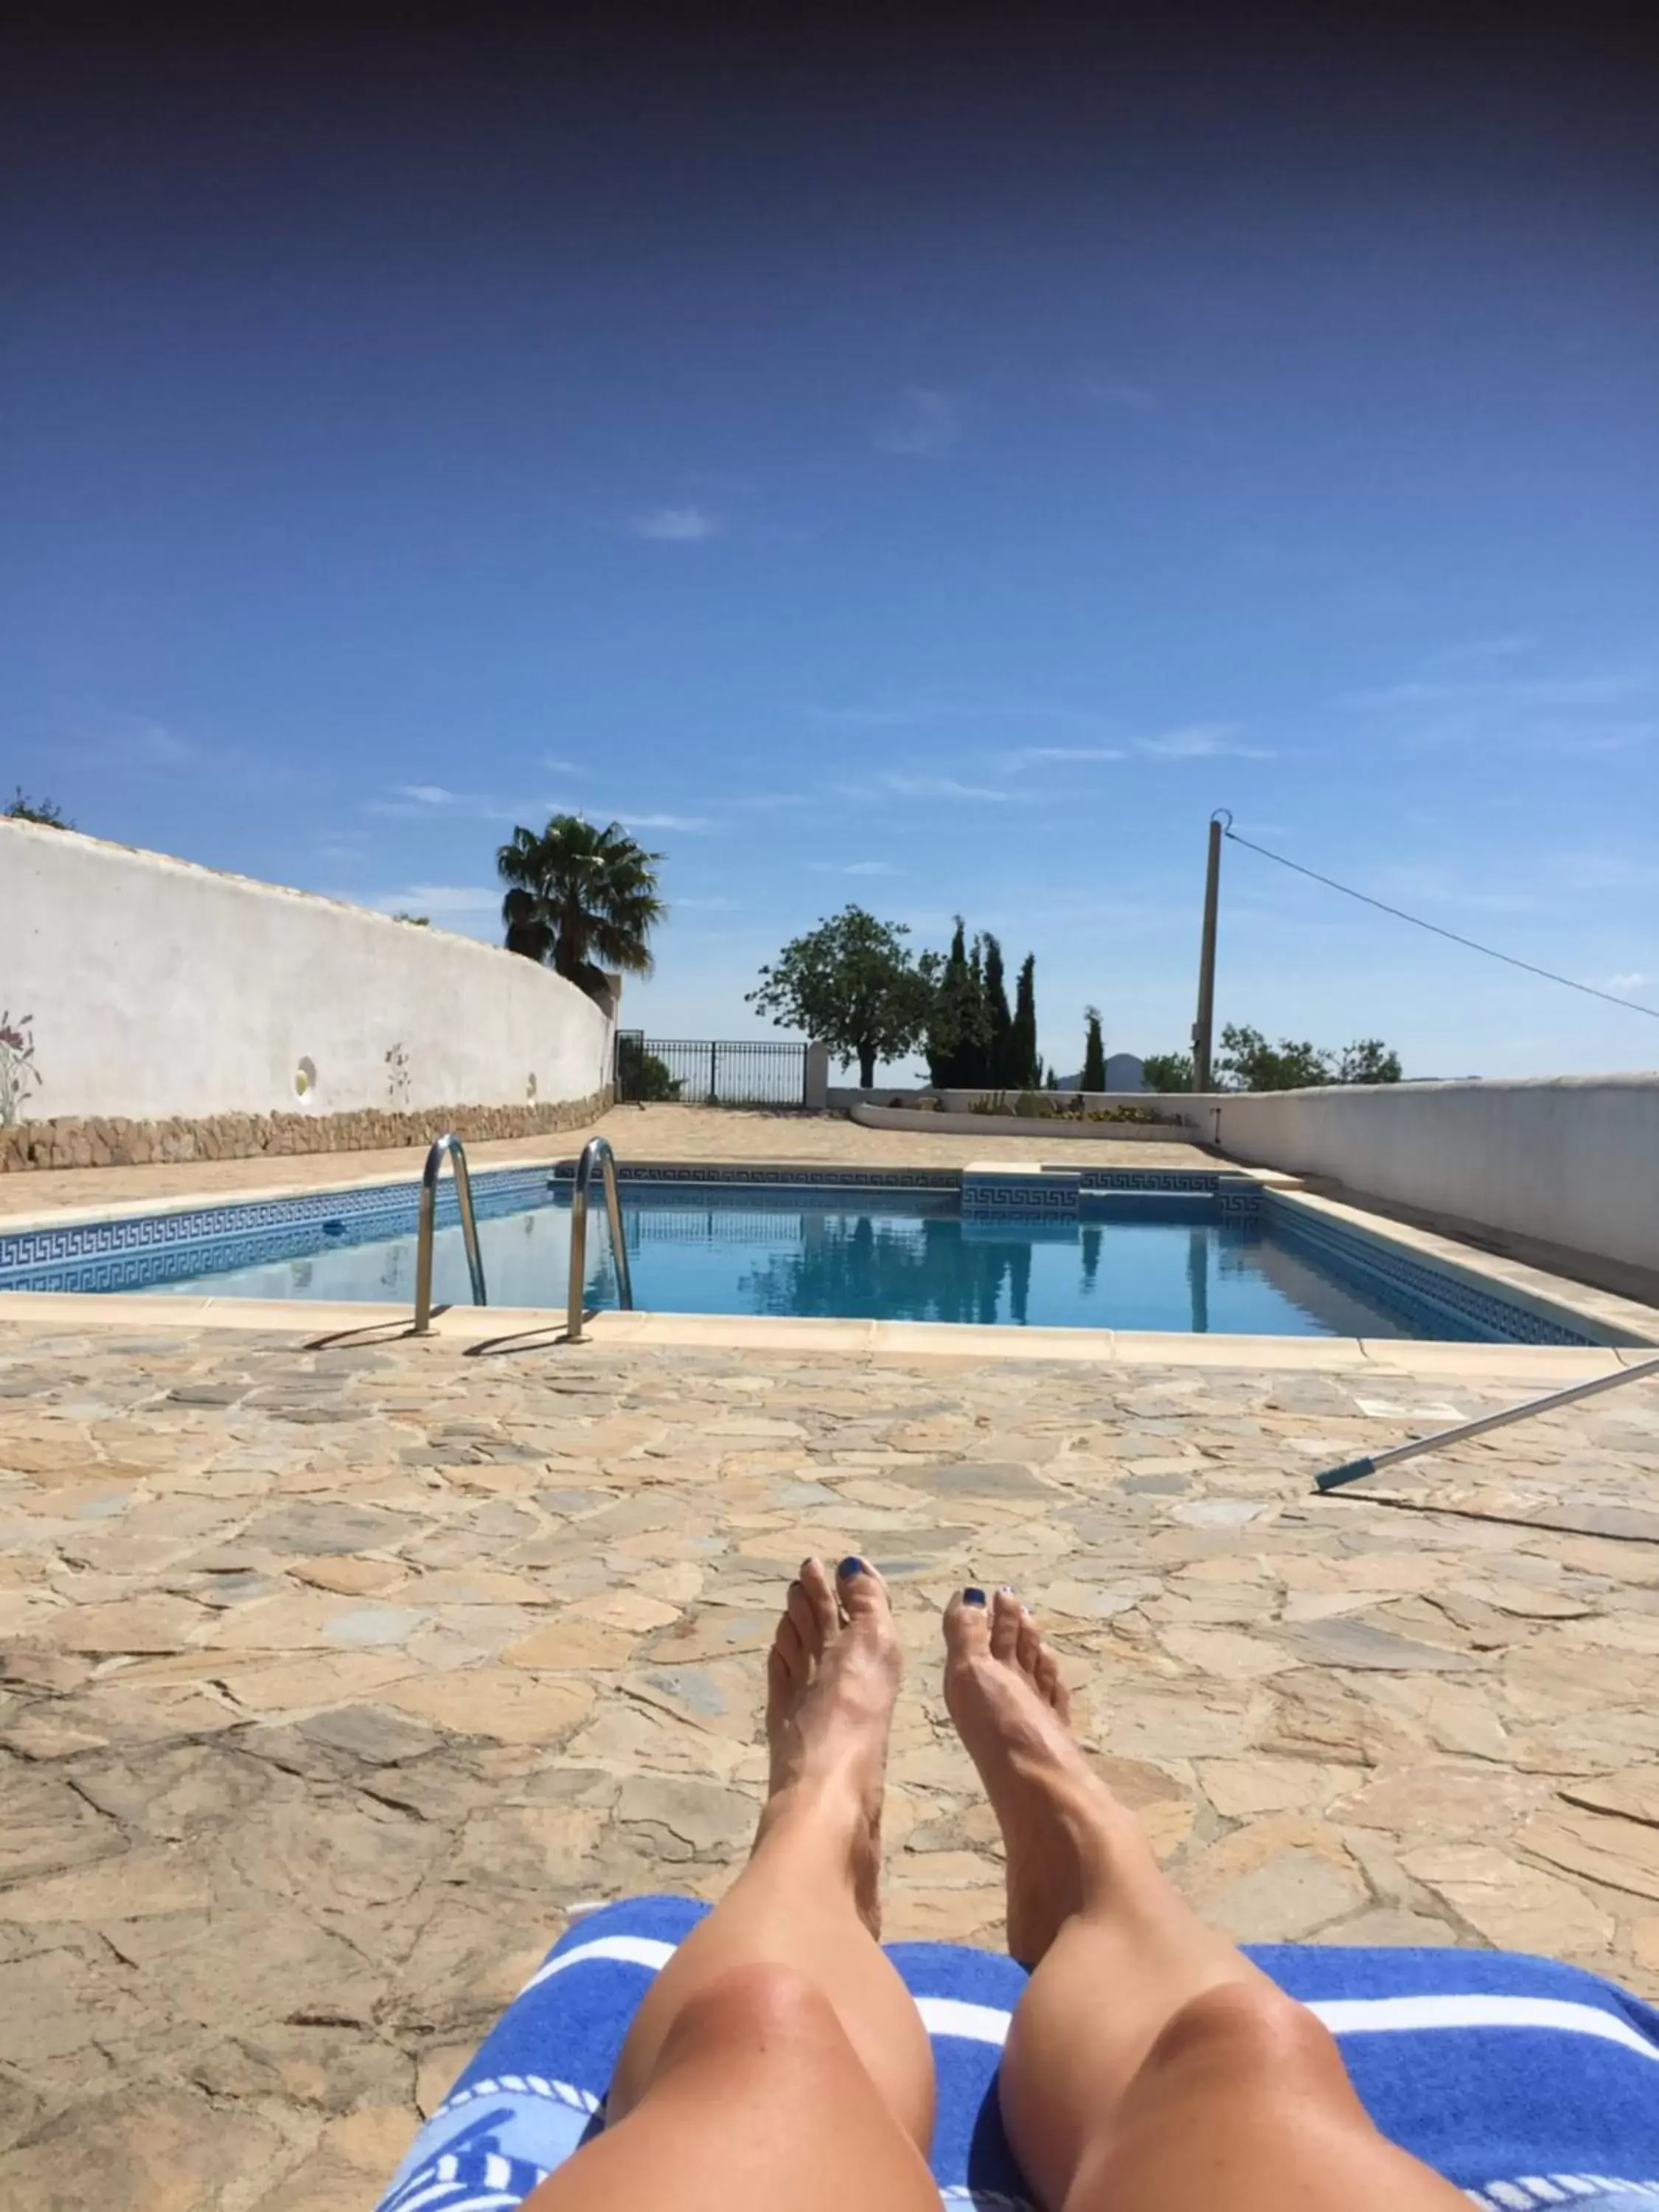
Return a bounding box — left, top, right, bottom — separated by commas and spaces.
377, 1894, 1659, 2212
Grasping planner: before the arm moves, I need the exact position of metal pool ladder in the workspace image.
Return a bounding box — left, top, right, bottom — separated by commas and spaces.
566, 1134, 633, 1343
411, 1133, 487, 1335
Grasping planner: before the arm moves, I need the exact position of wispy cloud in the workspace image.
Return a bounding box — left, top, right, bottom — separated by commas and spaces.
367, 884, 500, 917
1432, 633, 1537, 666
1138, 724, 1273, 760
1003, 744, 1126, 768
628, 505, 722, 543
1556, 849, 1659, 894
1083, 378, 1158, 411
810, 859, 902, 877
1368, 864, 1545, 917
126, 720, 192, 767
368, 784, 510, 820
874, 773, 1010, 802
677, 895, 741, 911
1341, 674, 1644, 712
541, 755, 585, 776
876, 387, 964, 460
1605, 970, 1649, 995
808, 689, 1110, 737
732, 790, 810, 812
614, 810, 713, 834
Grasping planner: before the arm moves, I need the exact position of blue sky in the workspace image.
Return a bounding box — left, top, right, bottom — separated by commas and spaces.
4, 18, 1657, 1080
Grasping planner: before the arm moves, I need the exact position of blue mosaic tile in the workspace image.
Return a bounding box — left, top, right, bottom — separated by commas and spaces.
1265, 1194, 1604, 1348
0, 1163, 559, 1287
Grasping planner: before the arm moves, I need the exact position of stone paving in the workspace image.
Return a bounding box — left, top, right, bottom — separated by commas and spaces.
4, 1317, 1659, 2210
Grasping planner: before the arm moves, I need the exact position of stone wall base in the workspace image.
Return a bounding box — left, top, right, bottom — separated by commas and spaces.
0, 1091, 611, 1174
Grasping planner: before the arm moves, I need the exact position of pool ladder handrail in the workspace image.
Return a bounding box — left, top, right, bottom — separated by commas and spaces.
412, 1133, 488, 1335
566, 1135, 633, 1343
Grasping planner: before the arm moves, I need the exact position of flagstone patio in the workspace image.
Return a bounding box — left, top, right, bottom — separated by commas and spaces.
3, 1307, 1659, 2211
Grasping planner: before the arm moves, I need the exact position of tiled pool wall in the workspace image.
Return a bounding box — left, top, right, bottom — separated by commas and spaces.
0, 1161, 1629, 1346
0, 1165, 562, 1296
1259, 1192, 1609, 1348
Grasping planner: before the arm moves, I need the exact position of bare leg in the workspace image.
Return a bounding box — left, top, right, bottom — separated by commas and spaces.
944, 1587, 1468, 2212
521, 1559, 937, 2212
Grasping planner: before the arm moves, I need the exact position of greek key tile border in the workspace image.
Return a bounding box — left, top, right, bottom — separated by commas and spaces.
962, 1179, 1080, 1215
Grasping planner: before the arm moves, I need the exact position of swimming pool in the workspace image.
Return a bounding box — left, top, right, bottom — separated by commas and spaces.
0, 1164, 1608, 1343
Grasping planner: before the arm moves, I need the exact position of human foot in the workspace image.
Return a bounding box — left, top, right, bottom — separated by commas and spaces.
944, 1586, 1144, 1964
758, 1556, 902, 1935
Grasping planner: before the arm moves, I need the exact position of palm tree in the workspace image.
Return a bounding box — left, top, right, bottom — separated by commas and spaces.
497, 815, 665, 1005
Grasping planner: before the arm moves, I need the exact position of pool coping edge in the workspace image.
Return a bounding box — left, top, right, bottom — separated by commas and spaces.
0, 1287, 1650, 1380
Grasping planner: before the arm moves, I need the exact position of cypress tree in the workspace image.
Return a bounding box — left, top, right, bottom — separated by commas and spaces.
925, 919, 970, 1085
1012, 953, 1038, 1088
983, 934, 1014, 1088
964, 936, 988, 1085
1082, 1005, 1107, 1093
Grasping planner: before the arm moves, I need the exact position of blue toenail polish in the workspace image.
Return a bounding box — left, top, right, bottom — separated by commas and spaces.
838, 1556, 865, 1577
964, 1586, 987, 1605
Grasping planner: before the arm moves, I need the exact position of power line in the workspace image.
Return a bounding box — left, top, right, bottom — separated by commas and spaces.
1221, 824, 1659, 1022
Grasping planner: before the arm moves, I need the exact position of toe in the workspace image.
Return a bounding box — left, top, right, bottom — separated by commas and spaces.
799, 1557, 841, 1646
1015, 1606, 1044, 1682
787, 1575, 825, 1663
773, 1604, 809, 1687
943, 1585, 992, 1659
1034, 1642, 1071, 1722
836, 1555, 889, 1620
990, 1587, 1022, 1661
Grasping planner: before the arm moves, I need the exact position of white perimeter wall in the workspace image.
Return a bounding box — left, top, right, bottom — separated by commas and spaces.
0, 821, 612, 1121
1213, 1077, 1659, 1278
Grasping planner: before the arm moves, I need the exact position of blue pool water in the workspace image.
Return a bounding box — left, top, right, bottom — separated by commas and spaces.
2, 1170, 1601, 1341
133, 1186, 1477, 1338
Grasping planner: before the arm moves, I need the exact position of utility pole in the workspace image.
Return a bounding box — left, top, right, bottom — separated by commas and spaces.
1191, 810, 1228, 1091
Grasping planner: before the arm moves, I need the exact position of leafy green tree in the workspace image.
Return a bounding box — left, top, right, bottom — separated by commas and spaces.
1081, 1006, 1107, 1092
749, 906, 933, 1087
1011, 953, 1039, 1089
1338, 1037, 1403, 1085
1212, 1024, 1404, 1091
1141, 1051, 1194, 1093
497, 815, 665, 1006
6, 788, 70, 828
1216, 1024, 1328, 1091
615, 1037, 684, 1101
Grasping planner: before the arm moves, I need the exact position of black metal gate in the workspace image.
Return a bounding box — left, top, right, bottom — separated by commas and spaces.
613, 1032, 807, 1107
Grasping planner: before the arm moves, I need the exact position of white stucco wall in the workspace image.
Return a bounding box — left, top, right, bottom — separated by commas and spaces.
0, 821, 612, 1121
1212, 1077, 1659, 1277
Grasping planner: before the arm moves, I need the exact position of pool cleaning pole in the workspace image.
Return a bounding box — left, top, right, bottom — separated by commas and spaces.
1315, 1352, 1659, 1493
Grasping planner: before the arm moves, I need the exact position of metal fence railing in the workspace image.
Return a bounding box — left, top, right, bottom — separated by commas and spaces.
613, 1033, 807, 1108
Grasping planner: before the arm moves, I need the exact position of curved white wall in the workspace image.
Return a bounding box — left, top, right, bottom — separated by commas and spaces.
0, 821, 611, 1122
